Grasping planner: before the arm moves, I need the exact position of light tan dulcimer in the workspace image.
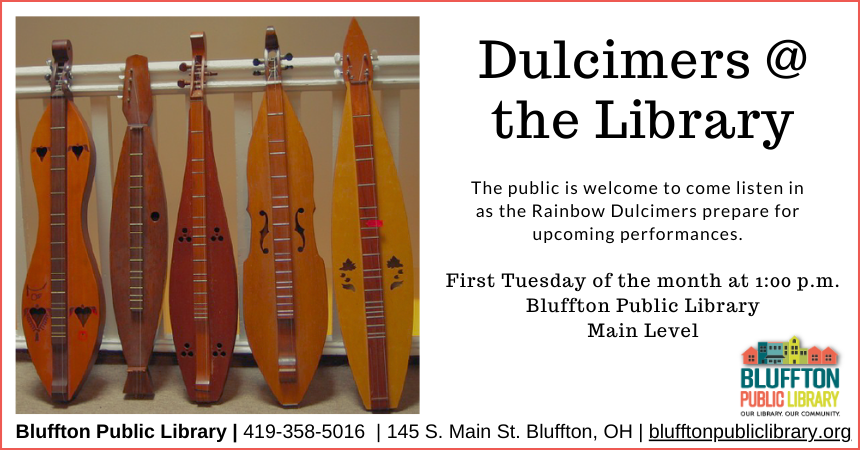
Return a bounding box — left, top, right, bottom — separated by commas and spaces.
244, 27, 328, 407
170, 32, 238, 403
332, 19, 414, 411
23, 40, 105, 402
110, 55, 168, 398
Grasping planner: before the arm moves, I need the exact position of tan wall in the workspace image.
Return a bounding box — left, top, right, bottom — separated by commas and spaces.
16, 17, 420, 335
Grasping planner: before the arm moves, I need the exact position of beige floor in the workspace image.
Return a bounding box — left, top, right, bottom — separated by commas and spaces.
16, 352, 419, 414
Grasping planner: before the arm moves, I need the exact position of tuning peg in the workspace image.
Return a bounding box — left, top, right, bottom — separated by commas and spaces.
371, 49, 379, 61
44, 74, 50, 81
283, 65, 294, 71
282, 53, 293, 61
253, 58, 263, 66
334, 52, 342, 64
252, 70, 263, 76
205, 71, 218, 77
179, 63, 189, 72
177, 79, 190, 88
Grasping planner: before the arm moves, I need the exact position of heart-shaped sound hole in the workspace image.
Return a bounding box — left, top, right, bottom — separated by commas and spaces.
71, 146, 85, 159
74, 306, 92, 326
35, 147, 48, 161
29, 307, 47, 326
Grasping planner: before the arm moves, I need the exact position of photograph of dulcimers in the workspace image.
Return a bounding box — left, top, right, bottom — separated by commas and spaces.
170, 31, 238, 403
332, 19, 414, 411
109, 55, 168, 398
22, 39, 106, 402
244, 27, 328, 407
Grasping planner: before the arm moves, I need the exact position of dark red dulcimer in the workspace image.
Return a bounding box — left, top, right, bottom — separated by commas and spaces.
23, 40, 106, 402
110, 55, 168, 398
170, 32, 238, 403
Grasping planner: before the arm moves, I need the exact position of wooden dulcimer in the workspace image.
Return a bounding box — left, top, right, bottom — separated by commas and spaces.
332, 19, 414, 411
244, 27, 328, 407
170, 32, 238, 403
23, 40, 105, 402
110, 55, 168, 398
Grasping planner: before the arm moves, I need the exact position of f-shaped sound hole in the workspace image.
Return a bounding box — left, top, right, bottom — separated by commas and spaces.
295, 208, 306, 252
258, 211, 270, 254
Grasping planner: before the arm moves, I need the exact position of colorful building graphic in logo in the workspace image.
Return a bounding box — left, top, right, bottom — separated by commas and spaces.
744, 336, 836, 365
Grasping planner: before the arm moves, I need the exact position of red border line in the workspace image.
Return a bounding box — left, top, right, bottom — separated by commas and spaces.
4, 3, 860, 450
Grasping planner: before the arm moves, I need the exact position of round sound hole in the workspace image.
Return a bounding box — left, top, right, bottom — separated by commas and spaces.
151, 211, 160, 221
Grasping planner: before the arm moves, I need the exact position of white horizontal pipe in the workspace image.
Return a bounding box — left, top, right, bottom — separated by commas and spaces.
17, 55, 419, 98
15, 335, 421, 357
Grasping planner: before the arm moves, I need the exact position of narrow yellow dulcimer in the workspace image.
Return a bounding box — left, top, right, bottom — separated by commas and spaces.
244, 26, 328, 407
332, 18, 414, 411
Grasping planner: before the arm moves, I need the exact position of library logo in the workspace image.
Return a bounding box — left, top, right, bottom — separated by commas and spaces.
742, 335, 837, 365
739, 335, 840, 415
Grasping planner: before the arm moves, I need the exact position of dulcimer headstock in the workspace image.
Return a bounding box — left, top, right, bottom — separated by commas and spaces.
122, 55, 152, 125
49, 39, 73, 97
251, 26, 293, 81
342, 18, 373, 86
178, 32, 216, 99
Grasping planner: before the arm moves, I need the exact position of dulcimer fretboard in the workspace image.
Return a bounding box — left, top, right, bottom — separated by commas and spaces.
49, 81, 69, 399
348, 60, 390, 411
188, 53, 211, 392
264, 55, 299, 383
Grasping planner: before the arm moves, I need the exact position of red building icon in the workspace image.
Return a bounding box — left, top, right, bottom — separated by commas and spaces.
822, 347, 838, 365
743, 347, 758, 365
809, 346, 821, 364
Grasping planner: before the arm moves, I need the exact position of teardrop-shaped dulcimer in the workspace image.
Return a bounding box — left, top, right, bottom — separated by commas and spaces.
169, 32, 238, 403
23, 40, 106, 402
244, 27, 328, 407
110, 55, 168, 398
332, 19, 414, 411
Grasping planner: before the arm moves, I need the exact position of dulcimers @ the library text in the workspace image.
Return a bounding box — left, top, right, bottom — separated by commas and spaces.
110, 54, 168, 398
169, 32, 238, 403
332, 19, 414, 411
23, 39, 106, 402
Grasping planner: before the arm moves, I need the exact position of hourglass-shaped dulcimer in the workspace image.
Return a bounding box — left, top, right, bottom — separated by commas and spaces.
244, 26, 328, 407
332, 19, 414, 411
170, 32, 238, 403
23, 39, 106, 402
110, 55, 168, 398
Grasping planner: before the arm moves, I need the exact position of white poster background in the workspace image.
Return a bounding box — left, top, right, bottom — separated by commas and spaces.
3, 2, 857, 448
